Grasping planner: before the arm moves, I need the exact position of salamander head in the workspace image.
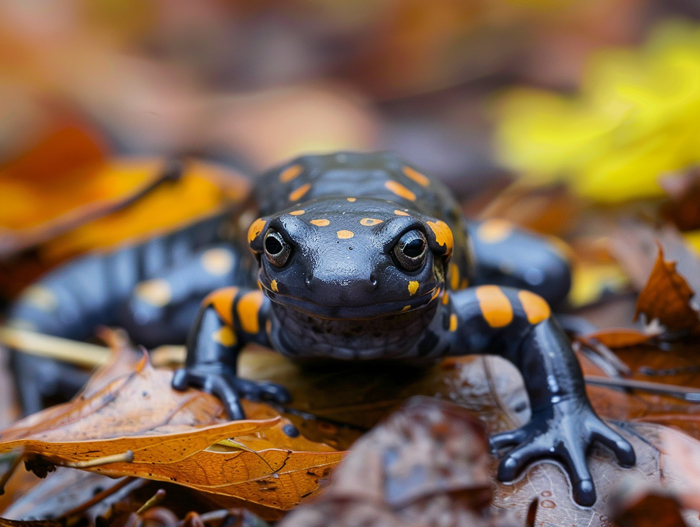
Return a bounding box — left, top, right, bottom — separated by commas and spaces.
248, 198, 453, 320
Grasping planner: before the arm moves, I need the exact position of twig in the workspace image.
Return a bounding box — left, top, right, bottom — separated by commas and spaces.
585, 375, 700, 401
60, 477, 138, 519
136, 489, 166, 514
0, 327, 110, 368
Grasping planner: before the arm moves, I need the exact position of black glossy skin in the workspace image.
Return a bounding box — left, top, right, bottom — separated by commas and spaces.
7, 152, 634, 507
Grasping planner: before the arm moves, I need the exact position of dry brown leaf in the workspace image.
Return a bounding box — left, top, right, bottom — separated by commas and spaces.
634, 245, 700, 333
0, 342, 343, 513
278, 398, 498, 527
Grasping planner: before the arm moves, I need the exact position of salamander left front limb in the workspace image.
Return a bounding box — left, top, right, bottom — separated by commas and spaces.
447, 286, 635, 506
171, 286, 290, 419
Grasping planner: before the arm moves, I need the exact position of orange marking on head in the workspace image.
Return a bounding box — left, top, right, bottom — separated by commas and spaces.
347, 197, 356, 202
394, 210, 410, 217
427, 220, 454, 257
430, 288, 441, 301
289, 183, 311, 202
271, 279, 279, 292
385, 181, 416, 201
247, 218, 266, 244
279, 164, 303, 183
518, 290, 551, 324
310, 219, 330, 226
402, 305, 411, 312
212, 326, 237, 347
289, 210, 305, 216
475, 286, 513, 328
360, 218, 383, 226
449, 313, 458, 332
460, 278, 469, 289
477, 219, 513, 244
402, 166, 430, 187
203, 286, 238, 326
442, 291, 450, 305
408, 281, 419, 295
237, 290, 264, 334
337, 230, 354, 239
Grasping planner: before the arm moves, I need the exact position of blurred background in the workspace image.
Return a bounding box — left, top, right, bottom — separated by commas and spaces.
3, 0, 700, 301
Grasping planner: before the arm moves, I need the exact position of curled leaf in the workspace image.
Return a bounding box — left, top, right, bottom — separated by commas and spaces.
634, 244, 700, 333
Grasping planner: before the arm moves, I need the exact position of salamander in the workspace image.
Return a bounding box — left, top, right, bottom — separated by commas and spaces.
7, 151, 634, 507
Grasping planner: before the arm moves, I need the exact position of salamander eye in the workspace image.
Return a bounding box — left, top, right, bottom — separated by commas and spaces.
393, 230, 427, 271
264, 229, 292, 267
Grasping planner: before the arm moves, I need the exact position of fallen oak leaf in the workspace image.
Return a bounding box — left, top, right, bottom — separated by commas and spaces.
91, 448, 342, 511
0, 340, 343, 513
634, 244, 700, 334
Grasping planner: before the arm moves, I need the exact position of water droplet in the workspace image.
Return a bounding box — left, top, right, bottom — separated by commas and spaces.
541, 500, 556, 509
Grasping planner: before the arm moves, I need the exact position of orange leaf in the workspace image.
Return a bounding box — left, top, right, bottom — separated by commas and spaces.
634, 244, 700, 333
586, 328, 659, 349
0, 337, 343, 511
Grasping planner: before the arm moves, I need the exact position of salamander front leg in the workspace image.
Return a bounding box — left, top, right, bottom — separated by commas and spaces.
448, 286, 635, 506
171, 287, 290, 420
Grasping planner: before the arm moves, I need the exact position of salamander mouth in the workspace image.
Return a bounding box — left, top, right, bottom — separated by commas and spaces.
262, 286, 440, 320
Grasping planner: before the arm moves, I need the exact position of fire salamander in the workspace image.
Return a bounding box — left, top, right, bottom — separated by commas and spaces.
8, 152, 634, 506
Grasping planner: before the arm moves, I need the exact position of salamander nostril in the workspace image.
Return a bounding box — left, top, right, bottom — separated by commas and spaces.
305, 272, 314, 286
370, 274, 378, 287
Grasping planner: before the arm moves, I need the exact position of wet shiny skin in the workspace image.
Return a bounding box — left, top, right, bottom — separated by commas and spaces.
174, 152, 635, 507
8, 151, 634, 507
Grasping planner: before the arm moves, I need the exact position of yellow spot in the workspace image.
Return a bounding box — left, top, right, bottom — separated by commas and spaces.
449, 314, 458, 332
337, 230, 355, 239
271, 279, 279, 292
477, 219, 513, 244
427, 220, 454, 257
279, 164, 303, 183
402, 166, 430, 187
22, 285, 58, 312
237, 290, 264, 334
475, 286, 513, 328
402, 305, 411, 312
385, 181, 416, 201
449, 263, 460, 290
266, 319, 272, 335
394, 210, 410, 216
135, 279, 172, 307
518, 290, 551, 324
247, 218, 266, 244
289, 183, 311, 202
347, 197, 356, 202
310, 219, 330, 226
408, 281, 419, 295
360, 218, 383, 226
460, 278, 469, 289
203, 287, 238, 326
289, 210, 305, 216
201, 248, 233, 276
212, 326, 237, 347
442, 291, 450, 305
